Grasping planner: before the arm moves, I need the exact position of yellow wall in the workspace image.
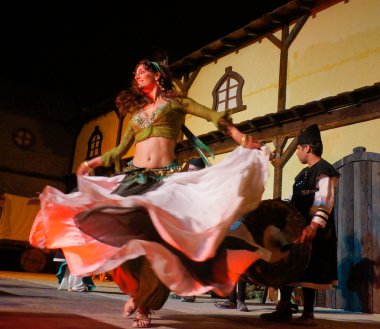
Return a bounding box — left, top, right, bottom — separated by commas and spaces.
72, 111, 135, 172
287, 0, 380, 106
186, 0, 380, 199
187, 39, 280, 136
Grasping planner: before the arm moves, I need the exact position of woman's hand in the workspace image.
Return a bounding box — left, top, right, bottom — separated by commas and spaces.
76, 157, 102, 176
218, 118, 234, 131
219, 118, 261, 150
241, 134, 262, 150
76, 161, 94, 176
217, 113, 233, 133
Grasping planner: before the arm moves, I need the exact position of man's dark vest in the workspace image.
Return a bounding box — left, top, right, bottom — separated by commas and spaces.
291, 158, 340, 240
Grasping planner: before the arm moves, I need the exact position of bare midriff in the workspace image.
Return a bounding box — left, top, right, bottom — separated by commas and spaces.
132, 136, 176, 168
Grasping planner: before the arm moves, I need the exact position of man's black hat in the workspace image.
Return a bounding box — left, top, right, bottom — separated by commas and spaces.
297, 124, 322, 144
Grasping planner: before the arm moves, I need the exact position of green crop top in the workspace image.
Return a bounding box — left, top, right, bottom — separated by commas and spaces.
101, 97, 226, 172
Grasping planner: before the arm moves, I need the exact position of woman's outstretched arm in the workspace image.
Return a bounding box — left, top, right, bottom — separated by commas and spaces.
219, 118, 261, 149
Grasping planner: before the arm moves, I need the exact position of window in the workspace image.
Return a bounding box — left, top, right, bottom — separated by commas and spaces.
13, 128, 34, 150
86, 126, 103, 159
212, 66, 246, 113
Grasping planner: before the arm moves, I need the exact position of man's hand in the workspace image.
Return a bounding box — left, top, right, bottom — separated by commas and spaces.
300, 221, 320, 243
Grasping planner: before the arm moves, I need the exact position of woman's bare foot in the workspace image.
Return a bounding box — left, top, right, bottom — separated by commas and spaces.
132, 308, 151, 328
122, 298, 136, 318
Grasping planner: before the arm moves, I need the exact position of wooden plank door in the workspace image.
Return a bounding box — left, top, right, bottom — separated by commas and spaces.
322, 147, 380, 313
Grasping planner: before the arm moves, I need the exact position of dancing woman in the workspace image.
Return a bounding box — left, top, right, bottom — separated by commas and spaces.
30, 59, 270, 327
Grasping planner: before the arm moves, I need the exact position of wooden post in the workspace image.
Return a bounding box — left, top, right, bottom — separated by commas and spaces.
115, 115, 125, 146
278, 24, 289, 113
273, 137, 298, 198
272, 137, 288, 198
267, 15, 309, 198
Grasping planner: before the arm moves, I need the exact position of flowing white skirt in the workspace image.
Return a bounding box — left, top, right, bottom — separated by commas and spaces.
30, 146, 271, 296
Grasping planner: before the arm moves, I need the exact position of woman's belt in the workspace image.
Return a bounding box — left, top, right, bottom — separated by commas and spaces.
122, 159, 181, 174
112, 160, 182, 197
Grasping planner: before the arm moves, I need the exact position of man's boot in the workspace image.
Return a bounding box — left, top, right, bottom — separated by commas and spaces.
260, 300, 293, 322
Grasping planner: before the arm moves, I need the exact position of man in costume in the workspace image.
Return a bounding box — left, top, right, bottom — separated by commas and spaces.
260, 124, 339, 326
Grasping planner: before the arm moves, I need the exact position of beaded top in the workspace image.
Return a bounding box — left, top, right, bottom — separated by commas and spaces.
132, 102, 167, 128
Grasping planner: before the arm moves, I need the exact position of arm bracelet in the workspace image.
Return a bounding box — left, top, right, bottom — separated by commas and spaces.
241, 134, 248, 147
83, 161, 92, 169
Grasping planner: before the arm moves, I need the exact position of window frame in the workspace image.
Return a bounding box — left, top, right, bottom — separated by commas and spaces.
86, 126, 103, 160
12, 127, 34, 150
212, 66, 246, 114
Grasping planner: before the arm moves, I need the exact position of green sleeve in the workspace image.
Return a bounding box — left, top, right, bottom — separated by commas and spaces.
181, 97, 228, 130
100, 121, 135, 172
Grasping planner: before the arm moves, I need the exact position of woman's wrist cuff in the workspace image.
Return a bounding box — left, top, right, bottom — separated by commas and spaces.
83, 161, 92, 169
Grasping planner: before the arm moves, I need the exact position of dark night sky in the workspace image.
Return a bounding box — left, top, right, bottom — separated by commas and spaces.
1, 1, 289, 109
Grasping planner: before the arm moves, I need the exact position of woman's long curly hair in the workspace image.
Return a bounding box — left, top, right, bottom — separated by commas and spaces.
115, 59, 182, 116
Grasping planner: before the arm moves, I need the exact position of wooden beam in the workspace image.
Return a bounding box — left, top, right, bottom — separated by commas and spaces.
266, 33, 281, 49
250, 98, 380, 141
183, 67, 201, 92
173, 78, 185, 94
221, 37, 236, 48
175, 97, 380, 161
286, 15, 310, 48
272, 137, 288, 163
262, 13, 282, 25
279, 137, 298, 168
200, 48, 216, 58
243, 27, 260, 38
